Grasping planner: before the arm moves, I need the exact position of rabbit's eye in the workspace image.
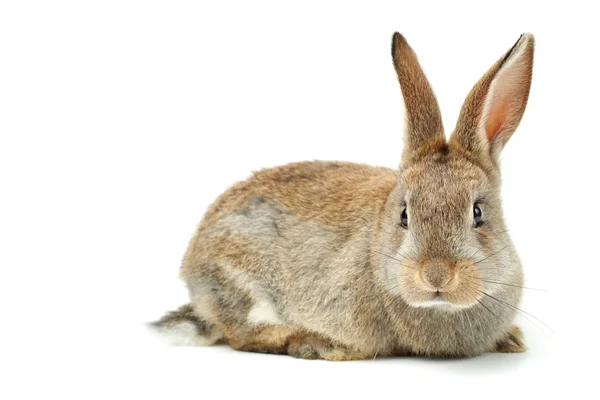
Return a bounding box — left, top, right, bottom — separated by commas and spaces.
401, 208, 408, 228
473, 204, 483, 227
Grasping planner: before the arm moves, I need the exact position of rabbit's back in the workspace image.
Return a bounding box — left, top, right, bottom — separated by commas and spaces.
195, 160, 397, 232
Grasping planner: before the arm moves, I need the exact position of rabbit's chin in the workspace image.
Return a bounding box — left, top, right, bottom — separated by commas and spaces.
408, 297, 477, 311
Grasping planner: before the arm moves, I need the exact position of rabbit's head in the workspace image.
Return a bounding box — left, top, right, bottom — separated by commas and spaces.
379, 33, 534, 310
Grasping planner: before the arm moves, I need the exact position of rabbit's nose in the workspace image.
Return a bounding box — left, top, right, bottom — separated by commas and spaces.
420, 264, 453, 290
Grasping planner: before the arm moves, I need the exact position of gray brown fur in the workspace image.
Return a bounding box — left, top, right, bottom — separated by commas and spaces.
151, 32, 535, 360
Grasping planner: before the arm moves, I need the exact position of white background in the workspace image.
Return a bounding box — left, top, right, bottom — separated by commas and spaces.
1, 1, 598, 399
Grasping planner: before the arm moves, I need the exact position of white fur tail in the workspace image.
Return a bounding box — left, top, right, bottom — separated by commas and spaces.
148, 304, 223, 346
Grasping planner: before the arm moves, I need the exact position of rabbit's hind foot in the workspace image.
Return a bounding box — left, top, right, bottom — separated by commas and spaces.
230, 326, 371, 361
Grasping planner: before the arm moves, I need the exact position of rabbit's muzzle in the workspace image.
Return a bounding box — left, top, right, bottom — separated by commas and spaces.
398, 257, 482, 309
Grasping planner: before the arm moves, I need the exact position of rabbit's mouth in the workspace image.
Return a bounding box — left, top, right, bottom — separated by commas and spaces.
410, 292, 476, 310
410, 292, 472, 310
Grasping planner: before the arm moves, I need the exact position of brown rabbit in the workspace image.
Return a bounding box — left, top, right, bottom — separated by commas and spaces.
150, 32, 534, 359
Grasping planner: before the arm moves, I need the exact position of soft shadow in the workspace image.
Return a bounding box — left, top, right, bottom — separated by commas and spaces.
366, 352, 530, 373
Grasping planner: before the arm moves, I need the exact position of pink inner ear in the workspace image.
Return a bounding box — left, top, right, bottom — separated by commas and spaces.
485, 95, 511, 141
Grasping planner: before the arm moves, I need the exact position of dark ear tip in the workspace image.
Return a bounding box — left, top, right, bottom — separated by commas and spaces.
502, 32, 534, 64
392, 32, 406, 46
516, 33, 535, 49
391, 32, 406, 57
520, 32, 535, 47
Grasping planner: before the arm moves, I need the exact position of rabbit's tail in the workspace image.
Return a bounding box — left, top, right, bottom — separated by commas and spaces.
148, 304, 223, 346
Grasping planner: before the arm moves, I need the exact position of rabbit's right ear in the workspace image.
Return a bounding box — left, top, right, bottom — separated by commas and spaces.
450, 34, 535, 166
392, 33, 445, 166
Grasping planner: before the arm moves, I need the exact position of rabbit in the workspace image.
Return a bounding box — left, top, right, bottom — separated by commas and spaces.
150, 32, 534, 359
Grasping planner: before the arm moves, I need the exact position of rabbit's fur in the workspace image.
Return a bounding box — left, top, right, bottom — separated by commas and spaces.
151, 33, 534, 359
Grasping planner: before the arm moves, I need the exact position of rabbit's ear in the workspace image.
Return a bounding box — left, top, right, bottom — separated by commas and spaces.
392, 33, 445, 165
450, 34, 534, 165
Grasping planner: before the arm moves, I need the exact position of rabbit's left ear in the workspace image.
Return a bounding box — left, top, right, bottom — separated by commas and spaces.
450, 34, 534, 164
392, 33, 445, 166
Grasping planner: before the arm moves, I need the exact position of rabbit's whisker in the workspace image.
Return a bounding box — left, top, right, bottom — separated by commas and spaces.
473, 246, 508, 265
375, 250, 417, 270
474, 297, 504, 324
467, 245, 485, 260
461, 274, 548, 293
477, 289, 554, 334
480, 279, 549, 292
458, 282, 551, 337
378, 243, 412, 260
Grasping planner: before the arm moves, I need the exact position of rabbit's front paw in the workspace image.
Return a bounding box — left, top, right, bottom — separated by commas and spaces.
319, 347, 371, 361
492, 325, 527, 353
